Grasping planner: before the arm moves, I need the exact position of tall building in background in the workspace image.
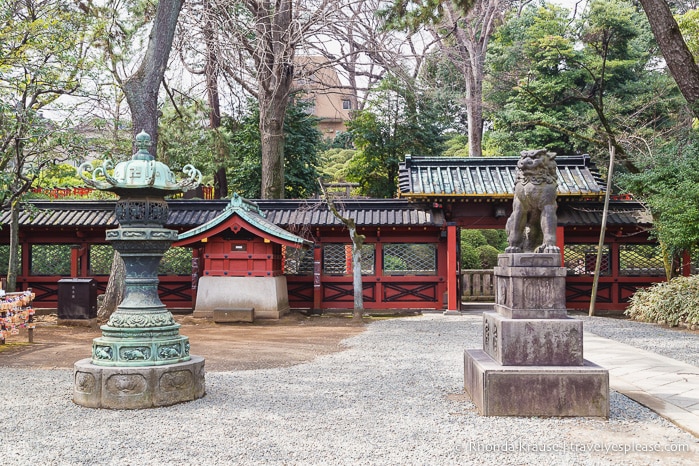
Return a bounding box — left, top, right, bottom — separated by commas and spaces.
294, 56, 355, 139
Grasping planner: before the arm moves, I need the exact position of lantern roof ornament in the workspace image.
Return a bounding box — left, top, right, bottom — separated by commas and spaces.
78, 130, 201, 196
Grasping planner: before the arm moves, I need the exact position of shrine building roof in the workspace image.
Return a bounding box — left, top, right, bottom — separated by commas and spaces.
398, 154, 605, 200
175, 194, 313, 248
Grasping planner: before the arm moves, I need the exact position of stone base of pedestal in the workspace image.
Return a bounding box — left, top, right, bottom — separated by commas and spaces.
73, 356, 205, 409
482, 312, 583, 366
464, 349, 609, 417
194, 276, 290, 320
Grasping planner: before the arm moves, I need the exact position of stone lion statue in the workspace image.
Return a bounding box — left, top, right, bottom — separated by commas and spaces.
505, 149, 560, 254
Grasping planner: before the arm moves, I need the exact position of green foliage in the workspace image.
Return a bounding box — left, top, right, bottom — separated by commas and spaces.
461, 229, 506, 268
484, 0, 684, 160
318, 148, 357, 183
461, 244, 480, 269
225, 100, 322, 198
346, 76, 447, 198
1, 0, 93, 207
30, 244, 71, 276
381, 0, 476, 30
158, 100, 218, 185
675, 8, 699, 59
476, 244, 500, 268
383, 254, 407, 272
626, 275, 699, 327
461, 229, 487, 248
480, 229, 508, 250
224, 109, 262, 198
327, 131, 354, 150
618, 136, 699, 256
158, 247, 192, 276
443, 134, 469, 157
35, 164, 83, 189
282, 101, 323, 198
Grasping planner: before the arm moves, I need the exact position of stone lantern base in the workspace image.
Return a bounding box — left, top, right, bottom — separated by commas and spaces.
73, 356, 205, 409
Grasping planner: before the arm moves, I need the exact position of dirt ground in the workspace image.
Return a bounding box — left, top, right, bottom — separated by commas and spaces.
0, 312, 366, 372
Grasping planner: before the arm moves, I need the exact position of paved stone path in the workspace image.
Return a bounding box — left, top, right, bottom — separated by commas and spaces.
584, 332, 699, 438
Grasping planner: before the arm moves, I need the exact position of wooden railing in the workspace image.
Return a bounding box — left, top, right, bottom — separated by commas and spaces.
461, 269, 495, 301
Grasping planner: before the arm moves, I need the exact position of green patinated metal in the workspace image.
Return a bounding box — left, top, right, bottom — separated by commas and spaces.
78, 131, 201, 367
177, 192, 312, 248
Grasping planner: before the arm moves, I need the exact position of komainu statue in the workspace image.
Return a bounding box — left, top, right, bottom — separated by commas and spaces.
505, 149, 560, 254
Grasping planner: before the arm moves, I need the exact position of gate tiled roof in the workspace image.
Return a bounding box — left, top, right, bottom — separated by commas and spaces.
1, 198, 446, 229
398, 154, 605, 199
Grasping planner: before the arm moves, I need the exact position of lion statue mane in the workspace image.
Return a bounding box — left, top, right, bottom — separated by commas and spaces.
505, 149, 560, 254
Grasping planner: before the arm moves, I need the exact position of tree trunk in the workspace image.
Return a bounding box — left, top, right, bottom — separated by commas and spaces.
638, 0, 699, 118
97, 251, 125, 321
349, 223, 365, 321
465, 61, 484, 157
319, 180, 365, 320
260, 96, 288, 199
122, 0, 184, 148
204, 0, 228, 199
441, 1, 503, 158
6, 201, 19, 292
257, 0, 294, 200
102, 0, 182, 316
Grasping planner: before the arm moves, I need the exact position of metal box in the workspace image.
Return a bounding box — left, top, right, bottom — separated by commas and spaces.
57, 278, 98, 319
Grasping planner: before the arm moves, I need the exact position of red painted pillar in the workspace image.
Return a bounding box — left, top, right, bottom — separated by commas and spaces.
557, 226, 565, 266
444, 224, 460, 315
682, 250, 691, 277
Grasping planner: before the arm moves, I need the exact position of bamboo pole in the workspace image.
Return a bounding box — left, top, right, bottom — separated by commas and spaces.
589, 143, 615, 316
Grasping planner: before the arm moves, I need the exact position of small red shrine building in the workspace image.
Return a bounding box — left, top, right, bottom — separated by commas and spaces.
174, 193, 312, 319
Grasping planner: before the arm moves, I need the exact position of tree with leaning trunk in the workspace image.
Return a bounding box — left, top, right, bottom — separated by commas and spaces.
637, 0, 699, 120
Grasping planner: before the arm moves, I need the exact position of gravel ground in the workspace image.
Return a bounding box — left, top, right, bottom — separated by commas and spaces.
1, 314, 698, 465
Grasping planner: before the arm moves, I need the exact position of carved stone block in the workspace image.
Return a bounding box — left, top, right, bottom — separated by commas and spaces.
482, 312, 583, 366
494, 253, 567, 318
73, 356, 205, 409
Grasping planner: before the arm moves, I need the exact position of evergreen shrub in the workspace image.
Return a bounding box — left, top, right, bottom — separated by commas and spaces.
625, 275, 699, 328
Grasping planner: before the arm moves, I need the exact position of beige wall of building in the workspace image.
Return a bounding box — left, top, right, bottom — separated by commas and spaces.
294, 56, 355, 139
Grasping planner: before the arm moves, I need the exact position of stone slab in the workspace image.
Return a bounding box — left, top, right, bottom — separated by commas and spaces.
195, 276, 290, 320
73, 355, 205, 409
464, 349, 609, 417
497, 253, 562, 268
213, 308, 255, 323
482, 312, 583, 366
494, 304, 567, 319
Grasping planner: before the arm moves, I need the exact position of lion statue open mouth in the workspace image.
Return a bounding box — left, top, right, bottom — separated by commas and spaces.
505, 149, 560, 254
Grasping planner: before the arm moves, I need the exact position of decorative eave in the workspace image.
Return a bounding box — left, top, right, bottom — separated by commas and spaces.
174, 194, 312, 249
398, 154, 605, 201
